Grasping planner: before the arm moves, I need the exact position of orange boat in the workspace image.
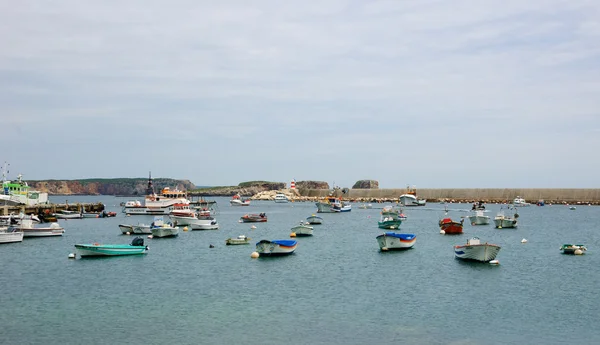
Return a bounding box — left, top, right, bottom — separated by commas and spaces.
439, 217, 464, 234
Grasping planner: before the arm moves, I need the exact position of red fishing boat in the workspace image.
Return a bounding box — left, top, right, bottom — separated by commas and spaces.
240, 213, 267, 223
439, 217, 464, 234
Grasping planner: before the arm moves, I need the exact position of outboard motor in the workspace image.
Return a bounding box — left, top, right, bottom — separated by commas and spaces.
131, 237, 144, 246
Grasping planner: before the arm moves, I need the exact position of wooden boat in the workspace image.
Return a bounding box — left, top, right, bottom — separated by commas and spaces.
291, 222, 313, 236
0, 227, 23, 244
255, 239, 297, 256
225, 235, 251, 245
74, 237, 148, 257
376, 232, 416, 251
468, 210, 490, 225
454, 237, 501, 262
439, 217, 464, 234
240, 213, 267, 223
306, 215, 323, 225
17, 219, 64, 237
230, 194, 251, 206
560, 244, 587, 254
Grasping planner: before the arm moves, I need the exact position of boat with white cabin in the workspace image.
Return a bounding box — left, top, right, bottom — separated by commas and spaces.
230, 194, 251, 206
118, 223, 152, 234
0, 162, 49, 206
225, 235, 251, 245
316, 196, 351, 213
399, 185, 426, 207
274, 193, 289, 203
468, 210, 490, 225
454, 237, 501, 262
513, 196, 530, 207
15, 218, 64, 237
494, 209, 518, 228
123, 173, 190, 215
0, 226, 24, 244
150, 216, 179, 238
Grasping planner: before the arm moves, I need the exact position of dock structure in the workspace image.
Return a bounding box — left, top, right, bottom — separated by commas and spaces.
188, 195, 217, 208
0, 202, 105, 216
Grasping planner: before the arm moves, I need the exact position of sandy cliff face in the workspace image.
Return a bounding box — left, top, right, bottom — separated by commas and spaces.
28, 179, 196, 195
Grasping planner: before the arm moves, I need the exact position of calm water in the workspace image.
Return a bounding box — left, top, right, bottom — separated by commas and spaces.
2, 196, 599, 345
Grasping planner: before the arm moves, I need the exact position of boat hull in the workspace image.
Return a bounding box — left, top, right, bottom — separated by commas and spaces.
119, 224, 152, 234
468, 215, 490, 225
74, 244, 148, 257
256, 240, 297, 256
378, 219, 402, 230
22, 228, 64, 237
0, 230, 24, 243
230, 200, 250, 206
151, 227, 179, 238
494, 217, 517, 228
376, 233, 416, 250
226, 236, 251, 245
240, 214, 267, 223
54, 213, 83, 219
439, 218, 464, 234
306, 216, 323, 225
124, 206, 173, 215
315, 202, 336, 213
454, 244, 501, 262
291, 224, 313, 236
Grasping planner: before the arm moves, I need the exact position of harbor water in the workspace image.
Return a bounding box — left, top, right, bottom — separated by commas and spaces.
2, 196, 599, 345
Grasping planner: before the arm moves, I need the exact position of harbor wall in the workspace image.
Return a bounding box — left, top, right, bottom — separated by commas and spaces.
299, 188, 600, 203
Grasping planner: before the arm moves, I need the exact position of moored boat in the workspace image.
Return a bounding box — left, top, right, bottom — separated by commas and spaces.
54, 210, 83, 219
378, 215, 402, 230
1, 162, 49, 206
74, 237, 148, 257
230, 194, 251, 206
274, 193, 289, 203
468, 210, 490, 226
399, 185, 426, 207
240, 213, 267, 223
560, 244, 587, 255
150, 216, 179, 238
291, 222, 313, 236
316, 196, 351, 213
454, 237, 501, 262
0, 227, 24, 244
513, 196, 530, 207
439, 217, 464, 234
118, 223, 152, 234
225, 235, 251, 245
306, 215, 323, 225
376, 232, 416, 251
494, 210, 518, 229
123, 173, 190, 215
188, 216, 219, 230
255, 239, 297, 256
16, 219, 64, 237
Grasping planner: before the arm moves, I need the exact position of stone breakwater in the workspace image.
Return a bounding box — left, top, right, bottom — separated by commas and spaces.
252, 188, 600, 205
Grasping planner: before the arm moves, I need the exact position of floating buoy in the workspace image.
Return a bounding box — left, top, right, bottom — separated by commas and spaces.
251, 251, 260, 258
440, 230, 445, 235
126, 214, 131, 217
367, 215, 371, 218
238, 220, 242, 223
290, 232, 296, 237
498, 226, 502, 229
209, 244, 214, 248
489, 260, 500, 265
574, 249, 583, 255
68, 253, 76, 259
521, 238, 528, 243
125, 232, 130, 235
147, 235, 153, 239
251, 225, 257, 229
183, 226, 188, 231
381, 247, 388, 251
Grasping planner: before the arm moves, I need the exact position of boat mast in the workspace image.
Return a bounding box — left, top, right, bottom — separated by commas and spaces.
146, 171, 155, 196
1, 161, 8, 183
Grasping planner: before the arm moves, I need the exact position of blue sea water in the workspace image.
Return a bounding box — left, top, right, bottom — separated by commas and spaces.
1, 196, 599, 345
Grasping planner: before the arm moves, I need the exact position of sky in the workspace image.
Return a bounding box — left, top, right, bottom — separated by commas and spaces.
1, 0, 599, 188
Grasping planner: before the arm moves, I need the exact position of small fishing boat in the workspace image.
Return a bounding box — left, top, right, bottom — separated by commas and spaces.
118, 223, 152, 234
53, 210, 83, 219
358, 203, 373, 209
306, 215, 323, 225
74, 237, 148, 257
0, 227, 23, 244
150, 216, 179, 238
230, 194, 251, 206
439, 217, 464, 234
255, 239, 297, 256
82, 211, 117, 218
376, 232, 416, 251
291, 222, 313, 236
399, 185, 426, 206
17, 219, 64, 237
225, 235, 251, 245
468, 210, 490, 226
560, 244, 587, 254
513, 196, 530, 207
274, 193, 289, 203
240, 213, 267, 223
378, 215, 402, 230
454, 237, 501, 262
316, 196, 351, 213
494, 209, 518, 229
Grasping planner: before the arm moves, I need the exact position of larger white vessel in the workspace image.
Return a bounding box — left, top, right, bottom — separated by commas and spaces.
123, 173, 190, 215
0, 162, 49, 206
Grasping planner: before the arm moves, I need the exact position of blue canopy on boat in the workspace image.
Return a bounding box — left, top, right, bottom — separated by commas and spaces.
258, 239, 297, 247
384, 233, 415, 240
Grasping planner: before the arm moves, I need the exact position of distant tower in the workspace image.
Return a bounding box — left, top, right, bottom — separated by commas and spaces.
290, 179, 296, 189
146, 171, 155, 196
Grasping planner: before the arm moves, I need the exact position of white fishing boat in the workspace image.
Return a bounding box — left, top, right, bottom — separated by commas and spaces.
376, 232, 416, 251
225, 235, 251, 245
454, 237, 501, 262
316, 196, 351, 213
494, 209, 518, 228
118, 223, 152, 234
16, 219, 64, 237
255, 239, 297, 256
306, 215, 323, 225
230, 194, 251, 206
291, 222, 313, 236
123, 173, 190, 215
54, 210, 83, 219
188, 216, 219, 230
0, 213, 41, 226
0, 162, 49, 206
468, 210, 490, 225
399, 185, 426, 207
513, 196, 530, 207
274, 193, 289, 203
150, 216, 179, 238
0, 226, 24, 244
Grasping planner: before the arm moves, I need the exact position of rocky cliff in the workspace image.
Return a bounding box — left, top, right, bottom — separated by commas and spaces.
295, 181, 329, 190
352, 180, 379, 189
28, 178, 196, 196
192, 181, 287, 196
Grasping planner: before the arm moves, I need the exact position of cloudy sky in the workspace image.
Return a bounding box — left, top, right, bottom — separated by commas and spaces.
1, 0, 599, 188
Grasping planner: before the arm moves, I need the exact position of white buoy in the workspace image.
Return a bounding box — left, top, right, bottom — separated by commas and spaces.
147, 235, 153, 239
126, 214, 131, 217
68, 253, 76, 259
251, 225, 257, 229
440, 230, 446, 235
489, 259, 500, 265
574, 249, 583, 255
126, 232, 131, 235
238, 219, 243, 223
251, 251, 260, 258
521, 238, 528, 243
381, 247, 388, 251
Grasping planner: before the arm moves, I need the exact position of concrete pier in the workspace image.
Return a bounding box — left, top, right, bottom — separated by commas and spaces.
0, 202, 105, 216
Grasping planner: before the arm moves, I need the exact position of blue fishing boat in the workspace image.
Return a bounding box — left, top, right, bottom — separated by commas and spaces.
255, 239, 297, 256
74, 237, 148, 257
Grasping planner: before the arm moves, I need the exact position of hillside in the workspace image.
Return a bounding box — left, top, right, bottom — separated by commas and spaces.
28, 178, 196, 196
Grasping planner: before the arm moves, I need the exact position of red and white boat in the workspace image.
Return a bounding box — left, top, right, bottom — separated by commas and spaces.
123, 174, 190, 215
439, 217, 464, 234
169, 203, 196, 217
240, 213, 267, 223
230, 194, 250, 206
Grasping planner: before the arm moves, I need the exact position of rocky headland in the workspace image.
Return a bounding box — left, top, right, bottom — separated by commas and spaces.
28, 178, 196, 196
